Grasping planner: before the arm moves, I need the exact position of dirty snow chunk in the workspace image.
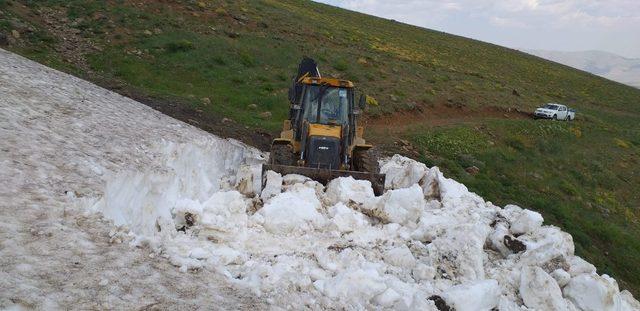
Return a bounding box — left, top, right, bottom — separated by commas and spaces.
375, 185, 425, 226
282, 173, 311, 185
314, 267, 387, 305
488, 222, 512, 257
551, 269, 572, 287
383, 277, 436, 310
234, 164, 262, 196
498, 297, 525, 311
441, 279, 500, 311
430, 167, 484, 206
501, 204, 524, 222
420, 167, 441, 199
258, 185, 324, 234
325, 176, 375, 205
567, 255, 597, 277
383, 245, 416, 268
563, 274, 623, 311
242, 255, 314, 294
260, 170, 282, 200
374, 288, 402, 307
172, 198, 203, 230
199, 191, 248, 243
520, 266, 570, 311
510, 209, 544, 235
380, 155, 427, 189
410, 209, 457, 242
413, 263, 436, 281
427, 224, 488, 282
518, 226, 575, 266
328, 203, 368, 233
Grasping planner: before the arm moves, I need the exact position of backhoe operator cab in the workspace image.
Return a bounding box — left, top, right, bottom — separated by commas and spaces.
278, 76, 369, 170
266, 57, 384, 194
302, 82, 350, 126
293, 77, 360, 169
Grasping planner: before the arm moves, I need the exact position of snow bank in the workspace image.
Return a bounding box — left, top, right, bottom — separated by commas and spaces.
91, 139, 262, 246
86, 148, 640, 309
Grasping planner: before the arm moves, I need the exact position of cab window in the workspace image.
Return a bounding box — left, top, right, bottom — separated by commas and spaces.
302, 85, 350, 125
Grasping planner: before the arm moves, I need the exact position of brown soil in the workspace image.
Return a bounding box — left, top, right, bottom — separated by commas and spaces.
366, 104, 532, 133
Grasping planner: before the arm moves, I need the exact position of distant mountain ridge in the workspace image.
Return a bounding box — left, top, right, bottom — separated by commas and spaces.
525, 50, 640, 88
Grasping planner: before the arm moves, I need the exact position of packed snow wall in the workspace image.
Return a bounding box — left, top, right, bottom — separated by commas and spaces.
89, 140, 264, 242
87, 144, 640, 310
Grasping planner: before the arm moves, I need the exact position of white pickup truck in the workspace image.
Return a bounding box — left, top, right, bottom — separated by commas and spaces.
534, 103, 575, 121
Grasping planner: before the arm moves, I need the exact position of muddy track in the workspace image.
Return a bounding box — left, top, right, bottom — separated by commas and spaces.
366, 104, 532, 133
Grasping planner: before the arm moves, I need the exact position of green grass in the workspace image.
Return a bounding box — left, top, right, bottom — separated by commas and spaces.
2, 0, 640, 295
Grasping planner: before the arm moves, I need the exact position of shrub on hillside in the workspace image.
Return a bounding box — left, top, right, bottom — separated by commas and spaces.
164, 40, 194, 53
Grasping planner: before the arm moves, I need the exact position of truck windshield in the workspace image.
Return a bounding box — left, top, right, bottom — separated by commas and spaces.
544, 104, 559, 110
302, 85, 350, 125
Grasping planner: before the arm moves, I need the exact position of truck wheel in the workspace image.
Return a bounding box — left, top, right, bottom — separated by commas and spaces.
270, 144, 295, 166
353, 148, 380, 173
553, 114, 557, 120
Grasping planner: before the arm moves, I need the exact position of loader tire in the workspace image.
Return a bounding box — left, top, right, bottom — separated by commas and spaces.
353, 148, 380, 173
270, 144, 296, 166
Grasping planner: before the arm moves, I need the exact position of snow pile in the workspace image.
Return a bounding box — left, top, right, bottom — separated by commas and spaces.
85, 151, 640, 310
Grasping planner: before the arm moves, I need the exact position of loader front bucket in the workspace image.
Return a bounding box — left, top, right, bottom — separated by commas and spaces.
262, 164, 386, 196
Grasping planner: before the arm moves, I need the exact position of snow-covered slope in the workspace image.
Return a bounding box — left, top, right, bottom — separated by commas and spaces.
0, 49, 265, 309
1, 48, 638, 310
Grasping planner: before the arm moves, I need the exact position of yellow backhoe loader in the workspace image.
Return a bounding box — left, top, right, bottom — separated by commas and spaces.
262, 58, 385, 195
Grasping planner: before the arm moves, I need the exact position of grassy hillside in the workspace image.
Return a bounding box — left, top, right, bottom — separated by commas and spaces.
2, 0, 639, 295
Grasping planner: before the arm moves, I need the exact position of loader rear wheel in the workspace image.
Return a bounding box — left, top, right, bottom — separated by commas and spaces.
270, 144, 296, 166
353, 148, 380, 173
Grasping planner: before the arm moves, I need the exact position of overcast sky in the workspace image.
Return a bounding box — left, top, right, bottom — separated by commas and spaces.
316, 0, 640, 59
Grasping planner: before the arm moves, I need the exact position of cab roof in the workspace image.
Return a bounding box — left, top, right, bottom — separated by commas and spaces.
300, 77, 354, 88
